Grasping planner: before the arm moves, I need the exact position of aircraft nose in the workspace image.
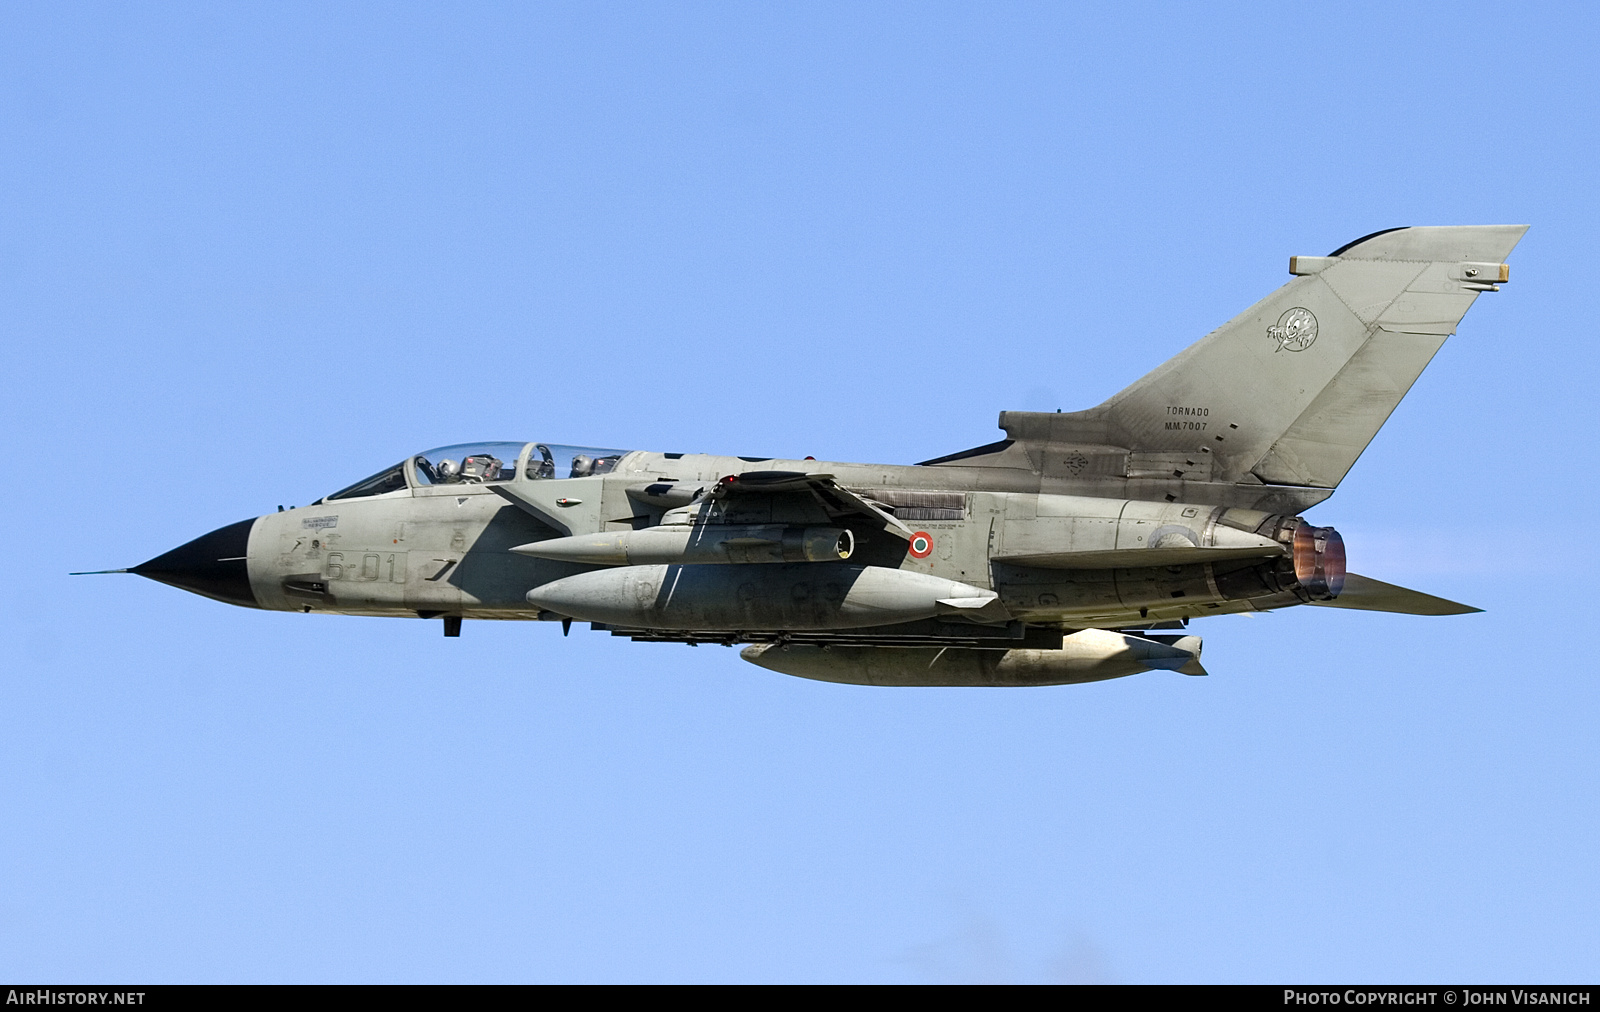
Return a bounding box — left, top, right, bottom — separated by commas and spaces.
131, 518, 260, 608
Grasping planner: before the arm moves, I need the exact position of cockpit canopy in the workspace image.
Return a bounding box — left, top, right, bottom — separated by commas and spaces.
522, 443, 627, 481
412, 441, 527, 486
321, 441, 630, 502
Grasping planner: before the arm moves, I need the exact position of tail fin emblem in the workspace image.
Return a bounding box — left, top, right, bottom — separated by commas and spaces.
1267, 307, 1318, 353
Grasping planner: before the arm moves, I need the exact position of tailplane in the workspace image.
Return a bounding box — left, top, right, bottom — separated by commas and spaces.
1310, 573, 1480, 616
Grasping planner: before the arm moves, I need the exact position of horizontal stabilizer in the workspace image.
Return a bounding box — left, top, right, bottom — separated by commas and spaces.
995, 544, 1283, 570
1312, 573, 1480, 616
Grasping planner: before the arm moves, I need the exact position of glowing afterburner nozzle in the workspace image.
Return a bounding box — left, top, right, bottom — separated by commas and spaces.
1292, 523, 1346, 600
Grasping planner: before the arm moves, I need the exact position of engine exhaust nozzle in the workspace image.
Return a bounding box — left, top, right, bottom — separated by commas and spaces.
1292, 523, 1346, 600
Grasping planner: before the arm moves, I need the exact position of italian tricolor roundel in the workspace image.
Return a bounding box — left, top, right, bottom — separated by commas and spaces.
908, 531, 934, 558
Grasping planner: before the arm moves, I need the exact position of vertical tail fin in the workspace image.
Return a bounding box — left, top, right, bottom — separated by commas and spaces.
999, 225, 1527, 492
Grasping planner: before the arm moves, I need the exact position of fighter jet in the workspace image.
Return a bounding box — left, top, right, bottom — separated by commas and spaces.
87, 225, 1526, 686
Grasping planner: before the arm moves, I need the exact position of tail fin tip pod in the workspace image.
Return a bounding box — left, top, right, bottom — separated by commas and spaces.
945, 226, 1528, 500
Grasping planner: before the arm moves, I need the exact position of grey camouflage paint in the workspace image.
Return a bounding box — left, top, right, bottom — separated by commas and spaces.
140, 226, 1529, 686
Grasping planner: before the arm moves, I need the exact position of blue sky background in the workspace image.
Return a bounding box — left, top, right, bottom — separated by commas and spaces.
2, 3, 1596, 983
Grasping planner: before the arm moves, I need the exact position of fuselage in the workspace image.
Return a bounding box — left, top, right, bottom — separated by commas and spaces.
161, 442, 1327, 634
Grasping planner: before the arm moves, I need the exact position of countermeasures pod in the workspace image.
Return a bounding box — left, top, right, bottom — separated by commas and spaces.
741, 629, 1207, 686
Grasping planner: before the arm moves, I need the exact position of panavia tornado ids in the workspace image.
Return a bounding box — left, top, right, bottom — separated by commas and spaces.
88, 225, 1525, 686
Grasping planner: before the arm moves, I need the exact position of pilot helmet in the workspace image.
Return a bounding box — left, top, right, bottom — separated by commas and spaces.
437, 458, 461, 482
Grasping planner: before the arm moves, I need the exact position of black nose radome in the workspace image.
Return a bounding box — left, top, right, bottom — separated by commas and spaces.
132, 518, 259, 609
